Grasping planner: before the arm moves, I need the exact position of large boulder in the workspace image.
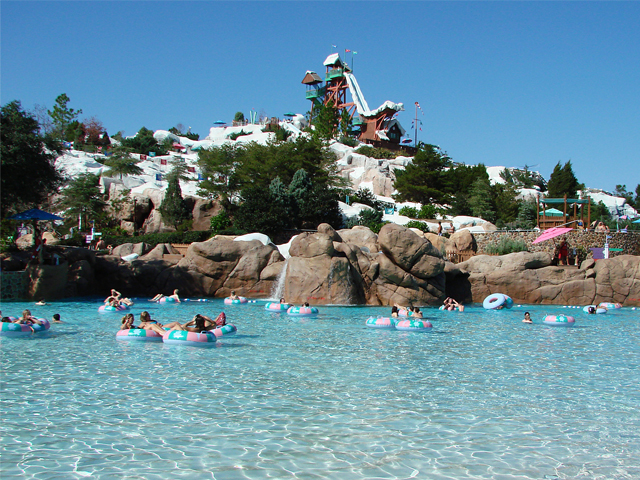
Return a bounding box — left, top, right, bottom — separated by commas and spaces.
377, 223, 444, 278
337, 226, 379, 254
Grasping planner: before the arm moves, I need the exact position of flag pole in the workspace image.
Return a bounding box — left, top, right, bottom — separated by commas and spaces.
414, 102, 418, 146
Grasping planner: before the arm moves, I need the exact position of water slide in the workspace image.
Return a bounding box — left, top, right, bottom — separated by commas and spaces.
345, 73, 404, 118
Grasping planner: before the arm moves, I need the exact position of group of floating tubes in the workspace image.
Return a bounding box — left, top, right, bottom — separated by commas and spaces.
99, 304, 129, 312
365, 317, 433, 332
483, 293, 514, 310
224, 297, 248, 305
0, 318, 51, 336
116, 324, 237, 346
543, 314, 576, 326
264, 302, 319, 316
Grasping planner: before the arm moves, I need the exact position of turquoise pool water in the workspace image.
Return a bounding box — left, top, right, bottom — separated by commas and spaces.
1, 299, 639, 479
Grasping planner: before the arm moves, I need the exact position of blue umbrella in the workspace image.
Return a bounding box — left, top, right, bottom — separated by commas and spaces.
634, 218, 640, 224
9, 208, 63, 221
213, 120, 226, 126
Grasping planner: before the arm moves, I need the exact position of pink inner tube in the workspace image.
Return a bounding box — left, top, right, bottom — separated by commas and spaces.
1, 318, 50, 336
99, 304, 128, 312
211, 324, 237, 338
366, 317, 396, 329
162, 329, 218, 347
395, 319, 433, 332
265, 302, 290, 311
116, 329, 163, 342
543, 314, 576, 326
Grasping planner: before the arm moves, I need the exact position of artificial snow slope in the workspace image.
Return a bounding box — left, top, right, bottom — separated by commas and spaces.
54, 122, 637, 228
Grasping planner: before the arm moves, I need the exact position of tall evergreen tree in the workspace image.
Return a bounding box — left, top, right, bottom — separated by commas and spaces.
547, 161, 582, 198
393, 144, 452, 205
1, 100, 63, 217
158, 173, 191, 229
55, 173, 106, 224
48, 93, 82, 140
467, 178, 496, 222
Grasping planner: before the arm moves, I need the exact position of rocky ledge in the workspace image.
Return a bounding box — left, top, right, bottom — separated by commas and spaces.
3, 224, 639, 306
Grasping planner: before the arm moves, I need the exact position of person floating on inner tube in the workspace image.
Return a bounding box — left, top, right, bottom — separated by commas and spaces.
587, 306, 596, 314
150, 289, 181, 303
229, 290, 240, 300
162, 313, 224, 333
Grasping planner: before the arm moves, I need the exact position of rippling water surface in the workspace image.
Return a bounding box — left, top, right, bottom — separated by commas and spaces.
1, 298, 639, 479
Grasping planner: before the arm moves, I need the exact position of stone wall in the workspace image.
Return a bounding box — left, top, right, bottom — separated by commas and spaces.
474, 231, 640, 259
1, 270, 28, 300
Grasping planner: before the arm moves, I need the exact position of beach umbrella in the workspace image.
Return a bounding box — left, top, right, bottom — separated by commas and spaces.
542, 208, 564, 216
532, 227, 573, 244
9, 208, 63, 222
213, 120, 226, 126
284, 112, 295, 117
634, 218, 640, 224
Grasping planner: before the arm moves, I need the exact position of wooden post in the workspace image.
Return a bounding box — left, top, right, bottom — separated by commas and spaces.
588, 197, 591, 229
563, 195, 567, 226
536, 196, 540, 229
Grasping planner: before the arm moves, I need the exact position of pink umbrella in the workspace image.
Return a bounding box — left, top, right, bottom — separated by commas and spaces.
532, 227, 573, 244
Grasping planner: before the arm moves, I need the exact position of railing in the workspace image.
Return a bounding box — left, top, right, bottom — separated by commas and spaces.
170, 244, 190, 256
305, 87, 325, 99
445, 249, 475, 264
326, 68, 345, 81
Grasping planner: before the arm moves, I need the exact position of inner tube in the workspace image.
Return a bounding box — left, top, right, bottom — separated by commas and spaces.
0, 318, 50, 337
583, 305, 607, 314
116, 329, 163, 342
395, 319, 433, 332
265, 302, 290, 311
483, 293, 508, 310
543, 314, 576, 326
224, 297, 248, 305
211, 324, 237, 338
503, 295, 514, 309
365, 317, 396, 329
158, 297, 177, 304
162, 330, 217, 347
397, 309, 412, 317
99, 304, 128, 312
599, 302, 622, 310
287, 306, 319, 316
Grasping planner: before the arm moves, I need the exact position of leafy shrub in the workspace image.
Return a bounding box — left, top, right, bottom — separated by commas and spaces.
339, 135, 358, 147
210, 211, 231, 234
356, 145, 396, 159
484, 237, 528, 255
228, 129, 250, 141
399, 206, 419, 218
351, 188, 382, 210
418, 204, 438, 219
405, 220, 430, 232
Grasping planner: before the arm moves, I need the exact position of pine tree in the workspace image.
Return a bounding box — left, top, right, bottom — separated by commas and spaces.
48, 93, 82, 140
103, 148, 143, 180
468, 178, 496, 222
393, 144, 452, 205
547, 161, 582, 198
158, 174, 191, 229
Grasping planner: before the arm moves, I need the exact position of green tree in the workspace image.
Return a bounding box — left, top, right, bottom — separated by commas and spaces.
516, 199, 538, 229
235, 186, 288, 237
614, 184, 635, 209
197, 136, 343, 212
234, 111, 245, 123
48, 93, 82, 140
1, 100, 63, 217
467, 178, 496, 222
445, 163, 489, 216
312, 101, 340, 141
493, 183, 520, 226
158, 173, 191, 229
547, 161, 582, 198
121, 127, 167, 156
55, 173, 106, 225
393, 144, 452, 205
102, 148, 143, 180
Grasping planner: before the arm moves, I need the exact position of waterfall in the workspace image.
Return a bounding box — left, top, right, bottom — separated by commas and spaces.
269, 259, 289, 300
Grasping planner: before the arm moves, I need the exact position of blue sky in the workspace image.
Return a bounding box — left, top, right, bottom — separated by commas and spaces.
2, 1, 638, 194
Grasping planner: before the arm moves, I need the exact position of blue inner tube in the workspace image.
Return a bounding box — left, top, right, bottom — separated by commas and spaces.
483, 294, 507, 310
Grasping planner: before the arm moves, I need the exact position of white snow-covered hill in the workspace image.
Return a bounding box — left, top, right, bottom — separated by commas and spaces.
54, 119, 637, 233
